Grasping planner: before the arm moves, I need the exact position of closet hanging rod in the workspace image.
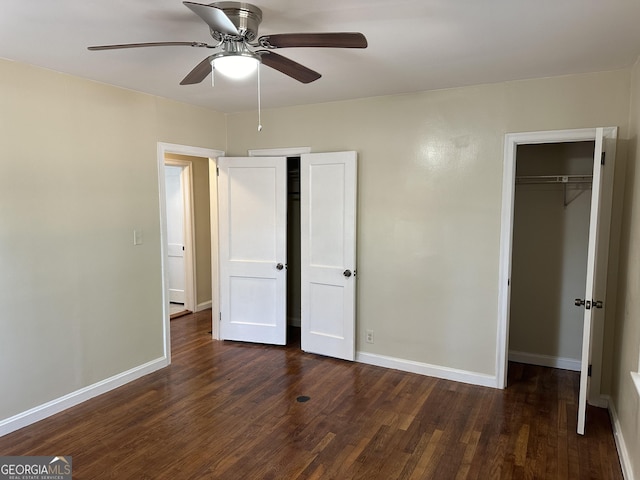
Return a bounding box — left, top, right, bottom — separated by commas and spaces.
515, 174, 593, 185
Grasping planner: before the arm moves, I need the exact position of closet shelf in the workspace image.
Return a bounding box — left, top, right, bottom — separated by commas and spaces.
515, 174, 593, 207
515, 174, 593, 185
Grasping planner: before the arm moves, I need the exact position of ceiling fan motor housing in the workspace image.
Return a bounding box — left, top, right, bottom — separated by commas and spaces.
210, 2, 263, 40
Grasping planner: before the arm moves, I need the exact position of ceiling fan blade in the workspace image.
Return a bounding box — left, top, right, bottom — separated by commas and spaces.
258, 32, 368, 49
258, 51, 321, 84
183, 2, 239, 36
180, 56, 214, 85
88, 41, 211, 51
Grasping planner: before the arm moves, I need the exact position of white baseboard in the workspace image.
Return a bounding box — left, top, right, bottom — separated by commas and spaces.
356, 352, 498, 388
0, 356, 168, 438
195, 301, 212, 312
604, 395, 635, 480
509, 350, 581, 371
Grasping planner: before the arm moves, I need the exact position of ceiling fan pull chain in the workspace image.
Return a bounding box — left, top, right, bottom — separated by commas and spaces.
257, 63, 263, 132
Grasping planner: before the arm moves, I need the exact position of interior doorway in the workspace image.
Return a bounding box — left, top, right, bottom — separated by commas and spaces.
245, 147, 310, 346
286, 157, 302, 342
497, 127, 617, 435
157, 143, 224, 362
163, 158, 196, 319
164, 163, 191, 318
216, 150, 358, 360
509, 141, 595, 372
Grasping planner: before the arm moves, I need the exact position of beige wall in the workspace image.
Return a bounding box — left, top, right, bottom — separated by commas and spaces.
226, 70, 630, 377
611, 58, 640, 477
164, 153, 214, 307
510, 143, 594, 363
0, 59, 225, 421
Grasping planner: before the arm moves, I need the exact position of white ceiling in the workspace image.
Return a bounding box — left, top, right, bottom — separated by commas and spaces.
2, 0, 640, 113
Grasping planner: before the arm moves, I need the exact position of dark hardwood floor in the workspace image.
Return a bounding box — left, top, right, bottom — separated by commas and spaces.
0, 310, 622, 479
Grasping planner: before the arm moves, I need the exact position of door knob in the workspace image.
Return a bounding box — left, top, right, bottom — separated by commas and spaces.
343, 269, 352, 278
576, 299, 592, 309
592, 300, 603, 309
276, 263, 284, 270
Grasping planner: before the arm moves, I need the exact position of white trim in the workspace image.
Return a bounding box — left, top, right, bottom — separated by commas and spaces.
196, 300, 212, 312
160, 142, 226, 159
497, 128, 604, 389
605, 395, 635, 480
0, 357, 167, 437
158, 143, 224, 352
631, 371, 640, 397
356, 352, 498, 388
248, 147, 311, 157
208, 159, 220, 340
508, 350, 581, 371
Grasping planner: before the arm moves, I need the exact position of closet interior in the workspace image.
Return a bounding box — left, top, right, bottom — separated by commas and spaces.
509, 141, 595, 371
286, 157, 302, 334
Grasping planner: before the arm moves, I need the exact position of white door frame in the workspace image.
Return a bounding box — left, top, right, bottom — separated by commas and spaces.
157, 142, 224, 361
248, 146, 311, 157
496, 128, 611, 389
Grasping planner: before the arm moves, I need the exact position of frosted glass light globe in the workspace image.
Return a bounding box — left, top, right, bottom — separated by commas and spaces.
212, 55, 259, 79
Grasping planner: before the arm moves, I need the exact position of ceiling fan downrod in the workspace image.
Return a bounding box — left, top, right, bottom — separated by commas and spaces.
257, 62, 262, 132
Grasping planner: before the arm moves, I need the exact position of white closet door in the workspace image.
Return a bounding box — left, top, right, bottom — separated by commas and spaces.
576, 127, 617, 435
300, 151, 357, 360
218, 157, 287, 345
165, 165, 186, 304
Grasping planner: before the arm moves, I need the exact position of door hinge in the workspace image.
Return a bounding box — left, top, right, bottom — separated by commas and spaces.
601, 152, 606, 165
217, 166, 220, 176
588, 364, 592, 377
219, 312, 222, 322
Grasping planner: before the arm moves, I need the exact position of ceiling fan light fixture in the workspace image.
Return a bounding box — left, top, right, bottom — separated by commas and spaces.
211, 53, 259, 79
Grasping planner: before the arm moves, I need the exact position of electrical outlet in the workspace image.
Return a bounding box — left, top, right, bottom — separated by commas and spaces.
365, 329, 374, 344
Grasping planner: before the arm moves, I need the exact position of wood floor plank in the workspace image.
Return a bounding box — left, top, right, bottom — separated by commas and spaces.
0, 310, 623, 479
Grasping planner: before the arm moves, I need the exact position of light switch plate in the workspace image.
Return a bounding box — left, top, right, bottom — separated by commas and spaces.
133, 229, 143, 245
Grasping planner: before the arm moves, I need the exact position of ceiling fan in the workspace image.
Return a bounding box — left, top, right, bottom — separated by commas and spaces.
88, 1, 368, 85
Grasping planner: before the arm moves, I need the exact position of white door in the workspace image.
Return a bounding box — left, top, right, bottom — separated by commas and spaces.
165, 165, 186, 304
576, 127, 617, 435
218, 157, 287, 345
300, 152, 357, 361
